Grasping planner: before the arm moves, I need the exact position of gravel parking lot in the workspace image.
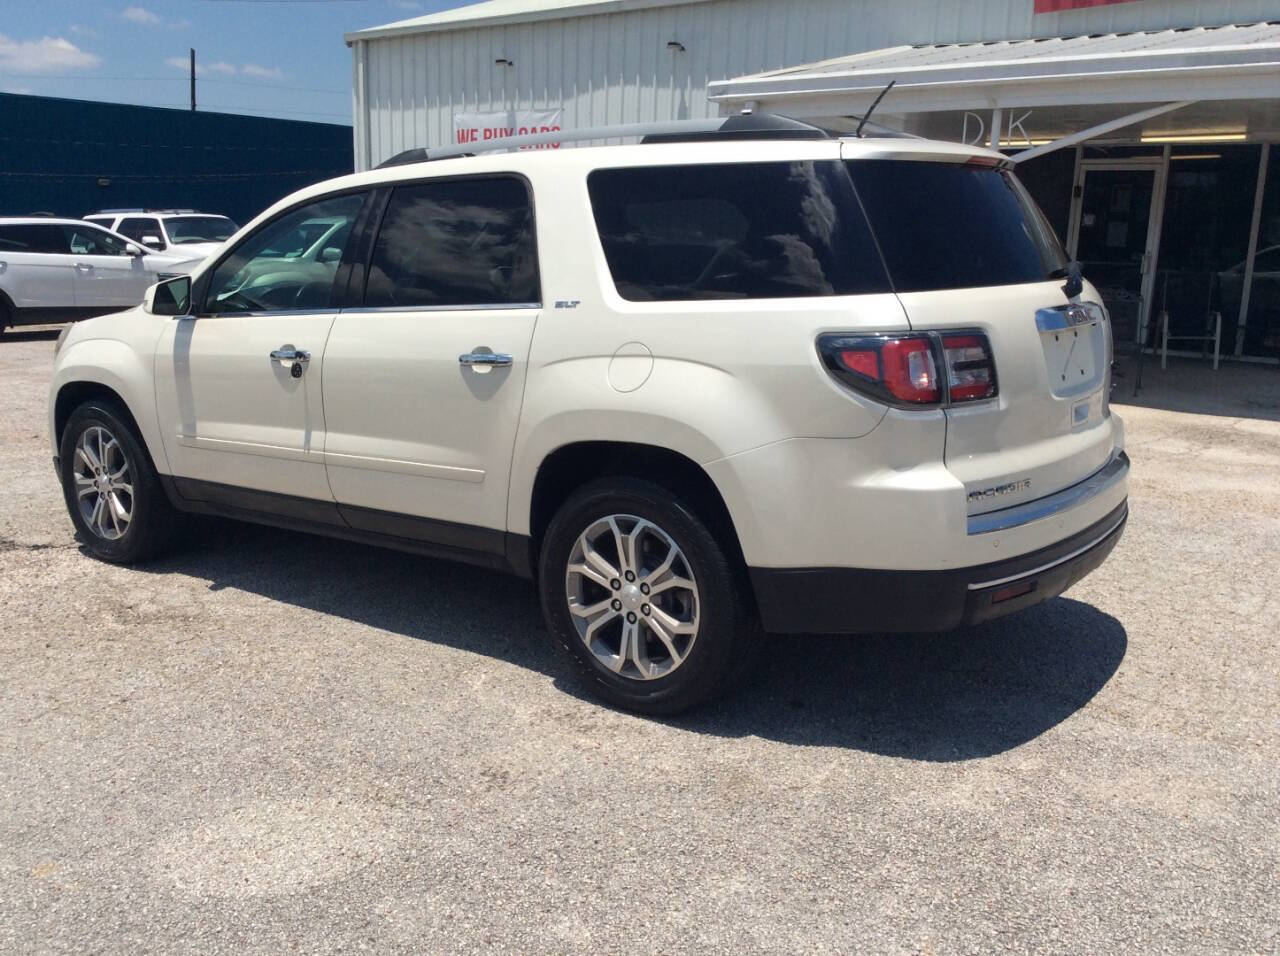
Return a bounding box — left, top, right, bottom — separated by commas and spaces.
2, 330, 1277, 954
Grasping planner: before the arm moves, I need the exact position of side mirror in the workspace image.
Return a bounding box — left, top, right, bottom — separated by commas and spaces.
126, 243, 145, 257
318, 246, 342, 264
142, 235, 164, 249
146, 275, 191, 316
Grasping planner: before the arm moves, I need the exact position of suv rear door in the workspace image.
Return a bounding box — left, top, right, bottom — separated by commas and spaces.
846, 154, 1116, 513
0, 223, 77, 314
320, 175, 540, 550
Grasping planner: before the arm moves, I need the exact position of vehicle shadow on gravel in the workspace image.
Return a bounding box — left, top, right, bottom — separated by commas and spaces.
139, 519, 1126, 762
692, 600, 1127, 760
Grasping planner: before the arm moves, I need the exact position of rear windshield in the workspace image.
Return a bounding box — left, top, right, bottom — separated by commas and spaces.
166, 216, 237, 244
587, 161, 890, 301
845, 160, 1069, 293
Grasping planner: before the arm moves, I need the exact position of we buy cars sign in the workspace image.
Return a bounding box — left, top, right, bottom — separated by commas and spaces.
454, 110, 563, 148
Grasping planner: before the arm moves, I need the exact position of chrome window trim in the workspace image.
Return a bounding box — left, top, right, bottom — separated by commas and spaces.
194, 302, 542, 318
196, 308, 342, 318
967, 511, 1127, 591
347, 302, 542, 314
967, 451, 1129, 536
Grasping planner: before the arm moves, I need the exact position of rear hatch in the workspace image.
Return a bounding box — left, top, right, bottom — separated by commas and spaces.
845, 151, 1116, 513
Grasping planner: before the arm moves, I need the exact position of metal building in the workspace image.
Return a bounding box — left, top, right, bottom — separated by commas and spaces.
347, 0, 1280, 363
0, 93, 353, 226
344, 0, 1269, 169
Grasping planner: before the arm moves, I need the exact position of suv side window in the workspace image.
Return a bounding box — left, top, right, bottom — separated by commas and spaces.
64, 224, 132, 256
202, 192, 366, 314
587, 161, 890, 301
0, 224, 70, 254
117, 217, 164, 248
364, 176, 539, 308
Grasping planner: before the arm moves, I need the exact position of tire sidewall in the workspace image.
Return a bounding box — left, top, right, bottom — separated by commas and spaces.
59, 402, 162, 563
538, 478, 748, 714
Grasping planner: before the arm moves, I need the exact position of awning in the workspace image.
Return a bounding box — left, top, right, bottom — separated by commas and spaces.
708, 22, 1280, 116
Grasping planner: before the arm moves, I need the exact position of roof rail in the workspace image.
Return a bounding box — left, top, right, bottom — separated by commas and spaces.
374, 112, 835, 168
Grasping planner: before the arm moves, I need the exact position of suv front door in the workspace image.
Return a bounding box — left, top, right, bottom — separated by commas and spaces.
152, 191, 368, 511
321, 176, 540, 551
63, 223, 151, 309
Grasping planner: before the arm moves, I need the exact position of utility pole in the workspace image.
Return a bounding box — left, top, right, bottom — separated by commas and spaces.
189, 48, 196, 111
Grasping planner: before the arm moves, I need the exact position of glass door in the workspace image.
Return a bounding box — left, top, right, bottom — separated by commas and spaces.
1068, 161, 1165, 348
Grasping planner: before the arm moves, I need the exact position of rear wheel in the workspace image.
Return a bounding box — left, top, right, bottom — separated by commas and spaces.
538, 477, 758, 714
58, 400, 181, 563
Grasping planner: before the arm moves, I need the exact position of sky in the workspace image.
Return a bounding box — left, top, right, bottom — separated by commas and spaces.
0, 0, 470, 125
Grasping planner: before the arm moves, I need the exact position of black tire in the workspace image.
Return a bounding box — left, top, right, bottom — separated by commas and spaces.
58, 399, 182, 563
0, 295, 10, 334
538, 477, 759, 714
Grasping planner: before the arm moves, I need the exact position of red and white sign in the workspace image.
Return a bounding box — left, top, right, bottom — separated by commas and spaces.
1034, 0, 1141, 11
453, 109, 563, 148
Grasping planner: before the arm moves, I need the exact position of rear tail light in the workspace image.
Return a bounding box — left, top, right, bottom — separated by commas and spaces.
940, 333, 997, 402
819, 330, 997, 409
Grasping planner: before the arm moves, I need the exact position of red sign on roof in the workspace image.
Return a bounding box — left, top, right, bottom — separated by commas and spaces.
1034, 0, 1142, 11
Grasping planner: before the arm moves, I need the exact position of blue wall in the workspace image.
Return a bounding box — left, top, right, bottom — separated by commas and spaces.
0, 93, 353, 225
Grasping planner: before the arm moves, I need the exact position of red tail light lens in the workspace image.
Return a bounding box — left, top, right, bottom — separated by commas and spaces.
819, 330, 996, 409
881, 337, 941, 404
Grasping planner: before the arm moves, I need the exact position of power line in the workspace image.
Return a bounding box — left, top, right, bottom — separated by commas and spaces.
0, 72, 347, 94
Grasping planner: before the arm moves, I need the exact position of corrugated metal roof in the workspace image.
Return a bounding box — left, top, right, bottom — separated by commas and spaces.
709, 21, 1280, 112
345, 0, 709, 41
746, 21, 1280, 81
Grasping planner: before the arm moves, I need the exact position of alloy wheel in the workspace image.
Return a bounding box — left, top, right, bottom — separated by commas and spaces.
564, 514, 700, 680
73, 425, 134, 541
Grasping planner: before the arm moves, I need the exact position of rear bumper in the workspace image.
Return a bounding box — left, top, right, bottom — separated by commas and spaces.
749, 501, 1127, 634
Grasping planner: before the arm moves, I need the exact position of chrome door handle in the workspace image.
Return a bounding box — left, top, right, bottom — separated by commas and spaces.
75, 263, 93, 272
459, 352, 513, 368
270, 346, 311, 378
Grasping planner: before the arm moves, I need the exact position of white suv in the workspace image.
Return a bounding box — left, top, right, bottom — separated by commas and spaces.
49, 115, 1128, 713
0, 218, 200, 333
83, 210, 238, 261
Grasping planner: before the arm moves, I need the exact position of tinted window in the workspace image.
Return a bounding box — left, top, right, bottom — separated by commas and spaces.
64, 224, 132, 256
365, 177, 538, 308
846, 160, 1069, 293
0, 224, 69, 254
117, 217, 163, 245
587, 161, 889, 301
204, 192, 365, 314
167, 216, 237, 244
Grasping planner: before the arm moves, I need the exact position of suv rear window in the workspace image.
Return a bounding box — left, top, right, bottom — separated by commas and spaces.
587, 161, 890, 301
365, 177, 538, 308
845, 160, 1069, 293
0, 224, 69, 254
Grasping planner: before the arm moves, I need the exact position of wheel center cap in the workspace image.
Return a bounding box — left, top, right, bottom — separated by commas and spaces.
620, 584, 643, 611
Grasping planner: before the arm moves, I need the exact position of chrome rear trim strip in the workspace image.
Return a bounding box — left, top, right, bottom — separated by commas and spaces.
967, 451, 1129, 536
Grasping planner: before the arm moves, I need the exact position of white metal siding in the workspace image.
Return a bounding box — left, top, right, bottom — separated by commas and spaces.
352, 0, 1280, 168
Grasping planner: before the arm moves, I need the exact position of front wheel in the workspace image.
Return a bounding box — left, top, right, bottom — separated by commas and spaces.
538, 477, 758, 714
58, 400, 181, 563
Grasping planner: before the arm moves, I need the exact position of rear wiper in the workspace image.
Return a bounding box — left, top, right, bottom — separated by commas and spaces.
1052, 261, 1084, 299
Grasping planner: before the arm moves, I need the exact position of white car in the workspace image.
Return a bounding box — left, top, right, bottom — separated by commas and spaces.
0, 218, 200, 332
83, 210, 238, 262
48, 114, 1128, 713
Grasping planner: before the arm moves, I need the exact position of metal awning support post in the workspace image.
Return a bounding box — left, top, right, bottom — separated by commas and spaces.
1009, 100, 1196, 163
